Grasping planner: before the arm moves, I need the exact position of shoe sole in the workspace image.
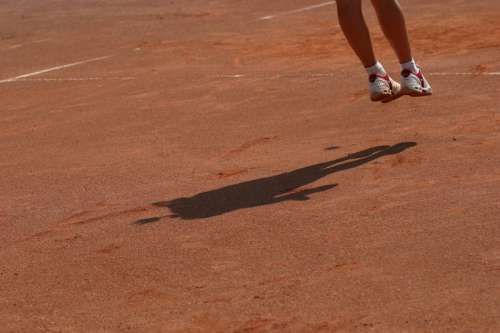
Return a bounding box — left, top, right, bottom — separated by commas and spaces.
401, 86, 432, 97
379, 88, 431, 103
370, 77, 432, 102
371, 82, 402, 103
381, 92, 404, 103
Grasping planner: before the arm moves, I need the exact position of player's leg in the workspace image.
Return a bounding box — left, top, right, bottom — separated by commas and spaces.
370, 0, 412, 64
371, 0, 432, 96
336, 0, 376, 68
336, 0, 400, 102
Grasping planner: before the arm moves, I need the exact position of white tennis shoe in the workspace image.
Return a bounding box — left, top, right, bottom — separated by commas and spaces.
369, 73, 401, 102
400, 68, 432, 96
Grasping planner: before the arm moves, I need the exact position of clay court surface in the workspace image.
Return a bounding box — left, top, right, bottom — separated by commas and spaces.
1, 0, 500, 331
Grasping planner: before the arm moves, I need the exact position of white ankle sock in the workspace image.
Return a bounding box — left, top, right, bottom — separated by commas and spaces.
366, 61, 386, 76
401, 59, 419, 73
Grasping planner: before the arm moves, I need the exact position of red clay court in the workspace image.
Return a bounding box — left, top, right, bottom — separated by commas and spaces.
1, 0, 500, 331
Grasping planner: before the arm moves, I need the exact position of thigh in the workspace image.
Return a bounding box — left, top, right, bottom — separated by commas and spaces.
336, 0, 362, 11
370, 0, 399, 10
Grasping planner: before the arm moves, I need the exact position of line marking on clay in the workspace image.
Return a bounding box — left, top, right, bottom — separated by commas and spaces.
4, 38, 52, 51
258, 1, 336, 21
215, 71, 500, 80
429, 72, 500, 76
217, 74, 246, 78
0, 77, 135, 83
0, 56, 111, 83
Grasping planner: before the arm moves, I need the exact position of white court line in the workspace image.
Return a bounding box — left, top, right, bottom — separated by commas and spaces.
4, 38, 52, 51
8, 44, 23, 50
0, 56, 111, 84
258, 1, 336, 21
430, 72, 500, 76
218, 74, 246, 78
4, 71, 499, 85
216, 72, 500, 79
0, 77, 136, 83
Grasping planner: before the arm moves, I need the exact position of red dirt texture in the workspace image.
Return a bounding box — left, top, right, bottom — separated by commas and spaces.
1, 0, 500, 332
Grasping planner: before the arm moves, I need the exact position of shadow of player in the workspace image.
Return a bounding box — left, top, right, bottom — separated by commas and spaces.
135, 142, 416, 223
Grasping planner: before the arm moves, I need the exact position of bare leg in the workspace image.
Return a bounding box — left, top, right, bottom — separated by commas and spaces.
336, 0, 377, 68
371, 0, 412, 64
